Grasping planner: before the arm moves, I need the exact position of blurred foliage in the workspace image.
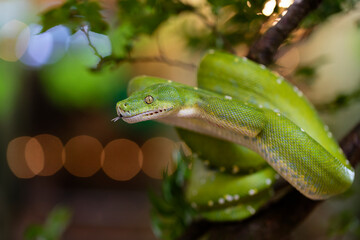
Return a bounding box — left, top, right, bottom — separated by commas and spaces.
24, 206, 72, 240
39, 0, 360, 65
0, 62, 20, 122
328, 210, 360, 239
302, 0, 359, 27
184, 0, 272, 50
317, 87, 360, 112
40, 43, 127, 109
41, 0, 108, 34
149, 149, 195, 240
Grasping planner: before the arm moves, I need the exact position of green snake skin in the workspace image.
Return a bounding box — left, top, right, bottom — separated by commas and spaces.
114, 51, 355, 220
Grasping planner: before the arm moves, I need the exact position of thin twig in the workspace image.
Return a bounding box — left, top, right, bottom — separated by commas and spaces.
81, 26, 196, 71
247, 0, 323, 65
80, 25, 104, 60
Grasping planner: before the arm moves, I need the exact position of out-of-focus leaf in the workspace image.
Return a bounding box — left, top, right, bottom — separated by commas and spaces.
302, 0, 359, 28
183, 0, 271, 51
109, 22, 136, 58
328, 210, 360, 238
0, 62, 20, 123
24, 206, 72, 240
41, 0, 108, 34
149, 148, 195, 240
118, 0, 194, 36
40, 45, 128, 109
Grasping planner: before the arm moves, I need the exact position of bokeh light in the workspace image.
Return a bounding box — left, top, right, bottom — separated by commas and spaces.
141, 137, 178, 179
21, 24, 54, 67
7, 136, 36, 179
279, 0, 294, 8
262, 0, 276, 16
20, 24, 71, 67
101, 139, 143, 181
0, 19, 30, 62
63, 135, 102, 177
34, 134, 64, 176
24, 137, 45, 175
7, 134, 180, 181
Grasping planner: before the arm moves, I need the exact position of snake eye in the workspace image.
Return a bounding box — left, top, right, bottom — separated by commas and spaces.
144, 95, 154, 104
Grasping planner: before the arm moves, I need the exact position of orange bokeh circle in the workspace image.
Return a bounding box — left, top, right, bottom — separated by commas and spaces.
63, 135, 102, 177
101, 139, 143, 181
33, 134, 63, 176
141, 137, 178, 179
7, 136, 36, 178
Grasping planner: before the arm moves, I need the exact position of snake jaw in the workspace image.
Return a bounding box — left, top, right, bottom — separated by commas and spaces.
116, 106, 173, 123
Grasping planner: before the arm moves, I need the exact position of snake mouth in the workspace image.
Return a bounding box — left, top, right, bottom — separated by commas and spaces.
116, 107, 173, 123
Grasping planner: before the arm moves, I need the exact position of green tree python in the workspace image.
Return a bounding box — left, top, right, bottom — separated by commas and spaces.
113, 51, 354, 221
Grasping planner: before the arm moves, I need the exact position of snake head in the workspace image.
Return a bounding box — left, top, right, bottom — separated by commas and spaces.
115, 83, 183, 123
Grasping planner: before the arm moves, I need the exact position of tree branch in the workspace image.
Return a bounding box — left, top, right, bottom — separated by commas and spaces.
247, 0, 323, 65
94, 55, 197, 71
179, 122, 360, 240
80, 25, 196, 72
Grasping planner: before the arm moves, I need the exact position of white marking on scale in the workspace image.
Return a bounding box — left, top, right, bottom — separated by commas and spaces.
260, 64, 266, 69
177, 108, 196, 117
218, 198, 225, 204
225, 194, 233, 202
247, 205, 256, 214
225, 95, 232, 100
266, 178, 272, 185
234, 194, 240, 201
248, 189, 257, 196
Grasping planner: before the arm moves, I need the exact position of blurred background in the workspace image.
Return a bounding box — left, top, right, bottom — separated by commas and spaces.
1, 0, 360, 239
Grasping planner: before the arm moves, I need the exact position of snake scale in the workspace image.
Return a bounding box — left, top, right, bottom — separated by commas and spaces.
114, 51, 354, 221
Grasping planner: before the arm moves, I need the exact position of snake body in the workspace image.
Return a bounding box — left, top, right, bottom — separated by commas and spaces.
115, 51, 354, 220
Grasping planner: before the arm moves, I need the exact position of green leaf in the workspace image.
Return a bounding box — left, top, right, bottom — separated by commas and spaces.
302, 0, 359, 28
109, 22, 136, 57
149, 149, 195, 240
24, 206, 72, 240
40, 0, 108, 34
118, 0, 194, 35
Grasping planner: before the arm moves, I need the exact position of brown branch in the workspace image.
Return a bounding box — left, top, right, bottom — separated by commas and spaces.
94, 55, 197, 71
247, 0, 323, 65
179, 122, 360, 240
